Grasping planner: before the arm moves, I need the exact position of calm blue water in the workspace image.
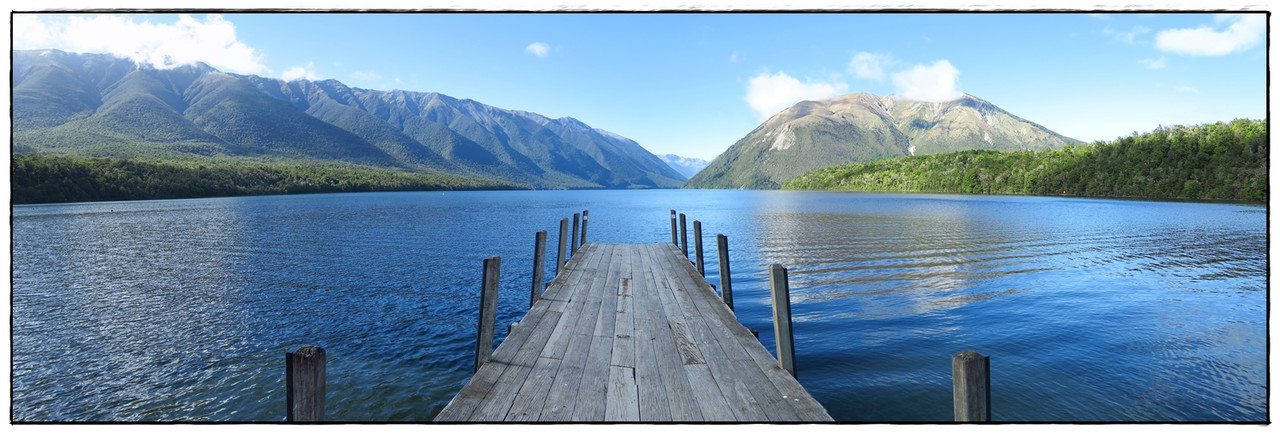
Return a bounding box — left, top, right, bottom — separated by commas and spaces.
10, 190, 1267, 422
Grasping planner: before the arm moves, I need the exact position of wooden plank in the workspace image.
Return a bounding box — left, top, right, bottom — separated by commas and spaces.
605, 365, 640, 421
683, 311, 770, 421
468, 309, 564, 420
635, 244, 703, 421
540, 246, 610, 359
629, 246, 672, 421
657, 242, 830, 421
575, 248, 626, 420
665, 257, 802, 421
592, 246, 624, 339
503, 356, 562, 421
611, 277, 635, 368
571, 335, 614, 421
539, 248, 613, 421
682, 363, 736, 421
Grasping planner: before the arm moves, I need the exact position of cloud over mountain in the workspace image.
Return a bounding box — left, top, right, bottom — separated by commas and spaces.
13, 14, 267, 75
745, 71, 848, 120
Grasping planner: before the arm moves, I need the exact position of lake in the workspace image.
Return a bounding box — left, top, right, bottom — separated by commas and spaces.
10, 190, 1267, 422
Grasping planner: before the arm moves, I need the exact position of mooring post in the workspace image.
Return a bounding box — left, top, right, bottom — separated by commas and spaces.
669, 210, 678, 245
679, 213, 689, 258
285, 345, 326, 422
580, 210, 589, 246
476, 256, 501, 373
556, 218, 569, 277
693, 220, 705, 276
769, 264, 796, 377
952, 350, 992, 422
531, 230, 547, 308
571, 212, 581, 256
717, 234, 733, 311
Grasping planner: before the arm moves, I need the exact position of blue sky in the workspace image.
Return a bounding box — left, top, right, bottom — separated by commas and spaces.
12, 10, 1268, 160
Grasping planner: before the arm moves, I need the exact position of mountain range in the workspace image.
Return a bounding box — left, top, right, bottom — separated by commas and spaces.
684, 93, 1084, 189
11, 49, 686, 189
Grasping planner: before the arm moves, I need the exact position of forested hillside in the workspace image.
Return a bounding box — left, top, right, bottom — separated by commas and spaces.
782, 120, 1267, 203
11, 154, 526, 204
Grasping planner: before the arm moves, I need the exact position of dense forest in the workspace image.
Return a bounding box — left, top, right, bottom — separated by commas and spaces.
782, 119, 1267, 203
11, 154, 527, 204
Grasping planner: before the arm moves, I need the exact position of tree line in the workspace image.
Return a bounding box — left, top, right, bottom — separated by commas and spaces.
782, 119, 1267, 203
10, 154, 528, 204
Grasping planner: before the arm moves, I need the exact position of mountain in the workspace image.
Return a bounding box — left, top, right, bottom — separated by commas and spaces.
684, 93, 1083, 189
11, 49, 685, 189
657, 154, 711, 179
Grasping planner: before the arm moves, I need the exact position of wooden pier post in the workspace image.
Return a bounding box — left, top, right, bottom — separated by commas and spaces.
669, 210, 678, 245
768, 264, 796, 377
717, 234, 733, 311
571, 212, 581, 256
693, 220, 705, 276
476, 256, 501, 373
679, 213, 689, 258
580, 210, 589, 246
556, 218, 569, 277
952, 350, 991, 422
286, 345, 326, 422
531, 230, 547, 308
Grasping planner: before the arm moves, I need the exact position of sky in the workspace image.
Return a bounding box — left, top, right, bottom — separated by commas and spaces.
9, 7, 1270, 161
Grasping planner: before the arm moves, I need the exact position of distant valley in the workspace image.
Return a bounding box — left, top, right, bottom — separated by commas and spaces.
657, 154, 711, 179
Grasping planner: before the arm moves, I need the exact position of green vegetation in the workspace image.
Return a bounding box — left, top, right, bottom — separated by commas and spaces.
11, 154, 528, 204
782, 119, 1267, 203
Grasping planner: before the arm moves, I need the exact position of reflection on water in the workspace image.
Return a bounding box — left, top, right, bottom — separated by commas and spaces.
11, 191, 1267, 422
742, 193, 1265, 421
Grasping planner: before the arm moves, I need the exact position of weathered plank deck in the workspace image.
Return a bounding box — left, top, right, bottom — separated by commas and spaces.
434, 242, 833, 422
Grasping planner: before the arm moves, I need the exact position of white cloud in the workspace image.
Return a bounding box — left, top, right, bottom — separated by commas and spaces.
1104, 26, 1150, 45
729, 51, 739, 63
891, 60, 963, 102
351, 70, 382, 81
1154, 14, 1265, 56
282, 61, 319, 82
525, 42, 550, 58
13, 14, 268, 75
1175, 85, 1198, 93
848, 52, 895, 81
745, 71, 848, 119
1138, 57, 1167, 69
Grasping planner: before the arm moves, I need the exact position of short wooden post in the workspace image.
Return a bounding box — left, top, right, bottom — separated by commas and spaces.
669, 210, 678, 245
531, 230, 547, 308
286, 345, 326, 422
580, 210, 589, 246
476, 256, 501, 373
679, 213, 689, 258
693, 220, 705, 276
769, 264, 796, 377
952, 350, 991, 422
717, 234, 733, 311
571, 212, 581, 256
556, 218, 569, 277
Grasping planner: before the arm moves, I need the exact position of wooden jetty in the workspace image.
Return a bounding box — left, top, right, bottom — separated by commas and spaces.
433, 241, 833, 422
284, 211, 995, 422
